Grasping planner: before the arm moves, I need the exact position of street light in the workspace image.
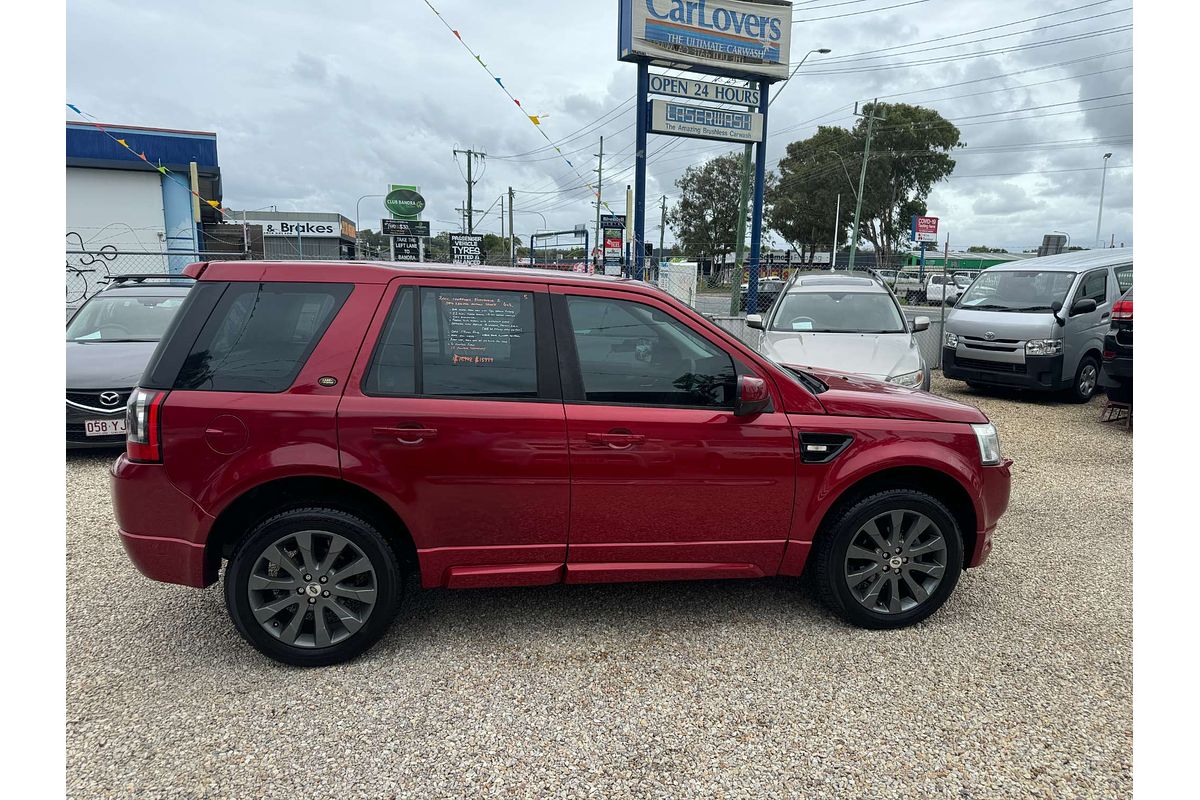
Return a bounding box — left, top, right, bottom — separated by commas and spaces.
1094, 152, 1113, 248
730, 47, 831, 314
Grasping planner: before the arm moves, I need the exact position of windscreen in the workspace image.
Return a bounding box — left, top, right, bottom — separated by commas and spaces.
66, 295, 186, 342
770, 291, 905, 333
958, 270, 1076, 312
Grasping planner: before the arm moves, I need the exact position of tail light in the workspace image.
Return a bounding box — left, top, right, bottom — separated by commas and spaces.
126, 388, 166, 462
1112, 298, 1133, 321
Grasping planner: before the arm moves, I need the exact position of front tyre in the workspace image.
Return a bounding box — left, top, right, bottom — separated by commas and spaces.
1069, 354, 1101, 403
225, 508, 401, 667
813, 489, 963, 629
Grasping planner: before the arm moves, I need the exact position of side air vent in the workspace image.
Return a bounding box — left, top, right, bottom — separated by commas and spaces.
798, 432, 854, 464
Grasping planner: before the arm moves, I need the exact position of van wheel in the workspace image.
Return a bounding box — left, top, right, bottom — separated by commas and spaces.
224, 508, 401, 667
812, 489, 963, 629
1069, 355, 1101, 403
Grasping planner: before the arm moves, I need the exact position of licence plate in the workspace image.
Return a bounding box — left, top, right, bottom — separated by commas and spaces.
85, 418, 127, 437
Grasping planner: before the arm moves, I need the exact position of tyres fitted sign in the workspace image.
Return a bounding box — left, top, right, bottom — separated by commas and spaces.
449, 233, 484, 265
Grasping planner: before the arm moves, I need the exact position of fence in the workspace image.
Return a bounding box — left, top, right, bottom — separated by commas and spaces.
66, 249, 255, 310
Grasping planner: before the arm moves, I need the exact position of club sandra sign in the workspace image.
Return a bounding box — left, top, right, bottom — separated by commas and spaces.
385, 188, 426, 219
619, 0, 793, 80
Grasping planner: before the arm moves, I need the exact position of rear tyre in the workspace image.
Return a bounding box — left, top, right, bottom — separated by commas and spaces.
1104, 378, 1132, 404
813, 489, 963, 629
1069, 354, 1101, 403
225, 507, 401, 667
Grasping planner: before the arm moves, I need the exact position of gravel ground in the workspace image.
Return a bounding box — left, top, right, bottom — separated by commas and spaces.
66, 376, 1132, 798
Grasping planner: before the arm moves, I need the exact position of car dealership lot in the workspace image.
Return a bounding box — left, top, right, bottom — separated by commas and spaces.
67, 377, 1130, 798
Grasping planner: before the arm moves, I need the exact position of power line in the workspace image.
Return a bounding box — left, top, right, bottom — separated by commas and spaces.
792, 0, 932, 24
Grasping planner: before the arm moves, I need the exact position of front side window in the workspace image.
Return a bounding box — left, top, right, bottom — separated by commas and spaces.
958, 270, 1076, 312
66, 295, 186, 342
175, 282, 351, 392
770, 291, 905, 333
566, 295, 735, 408
1074, 269, 1108, 305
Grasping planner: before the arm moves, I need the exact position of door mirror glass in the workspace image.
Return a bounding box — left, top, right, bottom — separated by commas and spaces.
1070, 298, 1098, 316
912, 315, 930, 332
746, 313, 764, 330
1051, 299, 1063, 314
734, 375, 770, 416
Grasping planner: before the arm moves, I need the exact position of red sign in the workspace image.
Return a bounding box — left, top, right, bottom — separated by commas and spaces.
915, 216, 938, 242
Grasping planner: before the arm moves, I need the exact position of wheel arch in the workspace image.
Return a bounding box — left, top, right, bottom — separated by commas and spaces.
203, 475, 418, 582
808, 465, 978, 570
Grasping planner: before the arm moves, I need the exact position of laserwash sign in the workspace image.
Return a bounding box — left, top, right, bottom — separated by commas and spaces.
619, 0, 794, 80
650, 99, 763, 143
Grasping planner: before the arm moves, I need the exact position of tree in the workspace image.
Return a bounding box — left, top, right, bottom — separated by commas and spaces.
356, 228, 388, 259
768, 102, 961, 268
967, 245, 1009, 253
667, 153, 749, 261
766, 125, 856, 261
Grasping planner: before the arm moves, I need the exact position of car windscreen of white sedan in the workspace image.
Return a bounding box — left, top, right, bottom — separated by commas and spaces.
755, 285, 930, 390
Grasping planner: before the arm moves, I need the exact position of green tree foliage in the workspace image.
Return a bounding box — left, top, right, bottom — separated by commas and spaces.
667, 152, 749, 260
967, 245, 1009, 253
356, 228, 389, 259
768, 102, 961, 267
766, 126, 856, 261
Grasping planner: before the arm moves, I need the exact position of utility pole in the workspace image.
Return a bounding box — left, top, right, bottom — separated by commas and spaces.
508, 186, 515, 267
659, 195, 667, 275
1095, 151, 1112, 248
831, 193, 841, 269
594, 136, 604, 272
625, 184, 632, 277
848, 99, 886, 272
453, 148, 485, 233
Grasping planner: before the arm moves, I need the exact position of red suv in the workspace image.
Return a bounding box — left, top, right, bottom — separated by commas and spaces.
112, 261, 1011, 666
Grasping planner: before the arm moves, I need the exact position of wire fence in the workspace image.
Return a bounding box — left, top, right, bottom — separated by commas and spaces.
65, 250, 250, 310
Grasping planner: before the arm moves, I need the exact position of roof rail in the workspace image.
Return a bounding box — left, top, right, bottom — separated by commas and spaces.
104, 274, 197, 285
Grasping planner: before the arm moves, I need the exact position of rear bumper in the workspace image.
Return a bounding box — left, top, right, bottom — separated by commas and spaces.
943, 349, 1066, 391
968, 458, 1013, 568
110, 455, 217, 587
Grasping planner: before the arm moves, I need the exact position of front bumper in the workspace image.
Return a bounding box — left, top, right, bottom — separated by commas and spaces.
111, 455, 217, 587
969, 458, 1013, 568
66, 403, 125, 449
942, 349, 1066, 391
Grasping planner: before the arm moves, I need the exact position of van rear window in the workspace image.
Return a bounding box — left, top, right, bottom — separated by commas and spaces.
174, 282, 351, 392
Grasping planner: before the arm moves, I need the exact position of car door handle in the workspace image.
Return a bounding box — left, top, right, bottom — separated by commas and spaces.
586, 432, 646, 449
1101, 312, 1110, 320
373, 425, 438, 445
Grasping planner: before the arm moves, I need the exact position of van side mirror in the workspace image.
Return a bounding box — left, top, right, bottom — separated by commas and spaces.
912, 316, 930, 332
746, 314, 764, 330
734, 375, 771, 416
1069, 298, 1097, 316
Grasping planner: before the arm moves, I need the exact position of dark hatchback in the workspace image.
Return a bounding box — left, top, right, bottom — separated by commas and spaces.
66, 276, 193, 448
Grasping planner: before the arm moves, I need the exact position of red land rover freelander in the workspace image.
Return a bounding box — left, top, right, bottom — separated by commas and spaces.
111, 261, 1011, 666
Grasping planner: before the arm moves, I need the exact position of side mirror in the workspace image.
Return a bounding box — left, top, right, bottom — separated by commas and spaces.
912, 315, 930, 332
734, 375, 770, 416
1051, 299, 1063, 314
1070, 298, 1098, 316
746, 313, 765, 330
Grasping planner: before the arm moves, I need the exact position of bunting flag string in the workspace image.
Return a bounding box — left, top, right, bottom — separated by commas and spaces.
66, 103, 234, 218
421, 0, 614, 214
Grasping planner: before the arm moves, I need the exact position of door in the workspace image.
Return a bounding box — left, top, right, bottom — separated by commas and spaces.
1063, 268, 1112, 381
338, 278, 570, 589
551, 287, 797, 583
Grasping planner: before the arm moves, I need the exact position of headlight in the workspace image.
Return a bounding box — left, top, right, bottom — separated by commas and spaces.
944, 332, 959, 348
887, 369, 925, 389
1025, 338, 1063, 356
971, 422, 1002, 465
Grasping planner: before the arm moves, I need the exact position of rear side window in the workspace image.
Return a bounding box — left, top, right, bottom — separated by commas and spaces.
363, 286, 540, 399
1114, 264, 1133, 293
175, 282, 351, 392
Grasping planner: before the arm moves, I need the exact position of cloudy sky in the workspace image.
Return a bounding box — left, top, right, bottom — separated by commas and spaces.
66, 0, 1132, 252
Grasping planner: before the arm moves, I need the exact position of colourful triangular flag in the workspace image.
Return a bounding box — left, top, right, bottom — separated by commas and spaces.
529, 115, 540, 124
115, 139, 128, 147
66, 103, 81, 114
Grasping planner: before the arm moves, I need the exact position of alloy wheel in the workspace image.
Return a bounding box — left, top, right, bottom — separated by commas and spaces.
1079, 363, 1098, 397
247, 530, 378, 648
843, 510, 947, 614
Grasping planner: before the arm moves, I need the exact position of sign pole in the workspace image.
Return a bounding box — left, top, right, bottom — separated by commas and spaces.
746, 78, 769, 315
633, 62, 649, 281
